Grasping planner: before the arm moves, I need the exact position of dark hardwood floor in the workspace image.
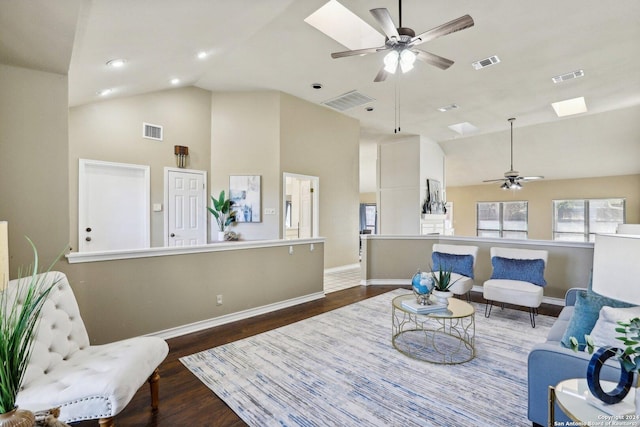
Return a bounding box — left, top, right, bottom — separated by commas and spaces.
72, 286, 561, 427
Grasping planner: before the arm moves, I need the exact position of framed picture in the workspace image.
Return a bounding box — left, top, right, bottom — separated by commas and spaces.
229, 175, 261, 223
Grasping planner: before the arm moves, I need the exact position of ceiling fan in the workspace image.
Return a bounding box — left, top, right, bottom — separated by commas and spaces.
484, 118, 544, 190
330, 1, 474, 82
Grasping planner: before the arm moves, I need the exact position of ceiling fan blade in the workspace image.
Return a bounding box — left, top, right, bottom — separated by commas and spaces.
518, 176, 544, 181
370, 8, 400, 40
331, 46, 386, 59
374, 66, 390, 82
411, 14, 474, 46
483, 178, 508, 183
415, 50, 454, 70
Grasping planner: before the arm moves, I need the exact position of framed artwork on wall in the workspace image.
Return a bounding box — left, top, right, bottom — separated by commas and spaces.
229, 175, 261, 223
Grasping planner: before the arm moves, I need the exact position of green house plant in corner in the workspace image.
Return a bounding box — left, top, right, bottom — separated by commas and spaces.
208, 190, 237, 241
0, 238, 61, 427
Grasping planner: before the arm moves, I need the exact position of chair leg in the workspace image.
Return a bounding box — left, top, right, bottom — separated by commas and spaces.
149, 368, 161, 411
529, 308, 536, 328
484, 300, 493, 318
99, 418, 115, 427
465, 291, 471, 302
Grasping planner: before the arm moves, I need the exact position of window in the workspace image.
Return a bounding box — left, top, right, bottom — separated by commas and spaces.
553, 198, 625, 242
477, 201, 528, 239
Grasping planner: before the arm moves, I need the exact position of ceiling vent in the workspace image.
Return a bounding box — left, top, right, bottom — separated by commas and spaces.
143, 122, 163, 141
322, 90, 375, 111
472, 55, 500, 70
552, 69, 585, 84
437, 104, 459, 112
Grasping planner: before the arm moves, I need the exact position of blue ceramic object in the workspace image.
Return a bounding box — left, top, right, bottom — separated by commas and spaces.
586, 346, 633, 404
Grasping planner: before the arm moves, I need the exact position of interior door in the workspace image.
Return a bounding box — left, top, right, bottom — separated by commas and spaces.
283, 173, 319, 240
165, 168, 207, 246
298, 180, 312, 238
78, 159, 150, 252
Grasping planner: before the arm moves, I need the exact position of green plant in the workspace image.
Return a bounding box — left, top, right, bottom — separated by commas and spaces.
207, 190, 236, 232
0, 238, 62, 413
570, 317, 640, 373
430, 264, 461, 292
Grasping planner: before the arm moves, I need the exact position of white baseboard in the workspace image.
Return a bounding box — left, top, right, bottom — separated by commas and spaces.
147, 291, 326, 340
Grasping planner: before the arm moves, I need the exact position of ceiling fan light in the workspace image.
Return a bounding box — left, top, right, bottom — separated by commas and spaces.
512, 181, 522, 190
500, 182, 511, 190
384, 50, 399, 74
399, 49, 416, 73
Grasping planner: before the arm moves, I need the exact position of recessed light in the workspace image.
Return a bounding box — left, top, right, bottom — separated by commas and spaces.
551, 96, 587, 117
437, 104, 459, 112
311, 83, 323, 90
197, 51, 208, 59
471, 55, 500, 70
365, 106, 374, 112
170, 78, 181, 85
106, 58, 126, 68
96, 89, 113, 97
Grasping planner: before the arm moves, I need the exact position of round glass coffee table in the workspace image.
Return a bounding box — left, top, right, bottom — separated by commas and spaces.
392, 293, 475, 364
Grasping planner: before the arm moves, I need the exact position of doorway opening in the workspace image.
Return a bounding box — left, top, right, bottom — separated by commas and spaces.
283, 173, 319, 239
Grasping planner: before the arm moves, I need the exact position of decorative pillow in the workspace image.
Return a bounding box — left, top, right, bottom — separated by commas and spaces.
560, 290, 635, 349
590, 306, 640, 348
489, 256, 546, 286
431, 252, 474, 278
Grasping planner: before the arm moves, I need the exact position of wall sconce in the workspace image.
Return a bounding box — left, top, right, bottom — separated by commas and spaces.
174, 145, 189, 168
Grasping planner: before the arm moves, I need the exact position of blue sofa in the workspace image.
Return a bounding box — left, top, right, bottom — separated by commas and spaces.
527, 288, 622, 426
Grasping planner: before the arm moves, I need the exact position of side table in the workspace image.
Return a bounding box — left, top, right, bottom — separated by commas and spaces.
549, 378, 638, 426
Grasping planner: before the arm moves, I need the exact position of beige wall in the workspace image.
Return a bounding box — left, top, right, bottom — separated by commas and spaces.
0, 64, 70, 275
280, 92, 361, 268
61, 241, 324, 343
361, 236, 593, 299
210, 91, 281, 240
360, 193, 376, 204
446, 174, 640, 240
69, 87, 213, 248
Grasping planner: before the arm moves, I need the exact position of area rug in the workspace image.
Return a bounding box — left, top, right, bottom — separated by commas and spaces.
180, 289, 555, 426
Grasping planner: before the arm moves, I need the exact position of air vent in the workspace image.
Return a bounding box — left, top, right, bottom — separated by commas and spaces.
143, 122, 163, 141
472, 55, 500, 70
552, 69, 585, 84
321, 90, 375, 111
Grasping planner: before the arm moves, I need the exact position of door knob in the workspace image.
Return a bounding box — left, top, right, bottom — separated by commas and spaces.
170, 233, 175, 237
85, 237, 91, 242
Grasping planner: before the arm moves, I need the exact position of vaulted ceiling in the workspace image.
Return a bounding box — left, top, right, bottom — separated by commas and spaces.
2, 0, 639, 188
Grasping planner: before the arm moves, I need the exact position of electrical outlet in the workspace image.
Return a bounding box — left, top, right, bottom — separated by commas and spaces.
216, 294, 223, 305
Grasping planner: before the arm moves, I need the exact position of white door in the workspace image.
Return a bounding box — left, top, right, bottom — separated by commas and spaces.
283, 173, 319, 239
165, 168, 207, 246
299, 180, 312, 238
78, 159, 150, 252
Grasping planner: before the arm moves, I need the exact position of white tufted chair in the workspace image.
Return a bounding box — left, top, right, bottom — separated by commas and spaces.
431, 243, 479, 301
483, 247, 548, 327
12, 271, 169, 426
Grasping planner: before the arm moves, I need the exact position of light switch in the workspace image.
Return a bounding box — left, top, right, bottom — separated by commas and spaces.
264, 208, 276, 215
153, 203, 162, 212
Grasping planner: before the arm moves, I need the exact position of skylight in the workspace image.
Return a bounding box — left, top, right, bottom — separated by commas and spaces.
551, 97, 587, 117
448, 122, 479, 135
304, 0, 384, 50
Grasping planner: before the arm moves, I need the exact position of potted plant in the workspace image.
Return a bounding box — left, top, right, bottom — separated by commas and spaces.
430, 265, 460, 305
207, 190, 237, 241
570, 318, 640, 410
0, 238, 61, 427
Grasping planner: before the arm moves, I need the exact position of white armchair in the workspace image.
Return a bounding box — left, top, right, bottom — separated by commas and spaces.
431, 243, 479, 301
14, 271, 169, 426
483, 247, 548, 327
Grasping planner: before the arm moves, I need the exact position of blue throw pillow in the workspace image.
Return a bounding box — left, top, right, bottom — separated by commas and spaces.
490, 256, 547, 286
560, 289, 635, 349
431, 252, 474, 279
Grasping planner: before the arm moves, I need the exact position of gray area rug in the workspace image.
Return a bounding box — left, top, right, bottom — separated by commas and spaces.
180, 289, 554, 426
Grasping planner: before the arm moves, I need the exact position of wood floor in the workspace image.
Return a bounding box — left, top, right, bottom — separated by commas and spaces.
72, 286, 561, 427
